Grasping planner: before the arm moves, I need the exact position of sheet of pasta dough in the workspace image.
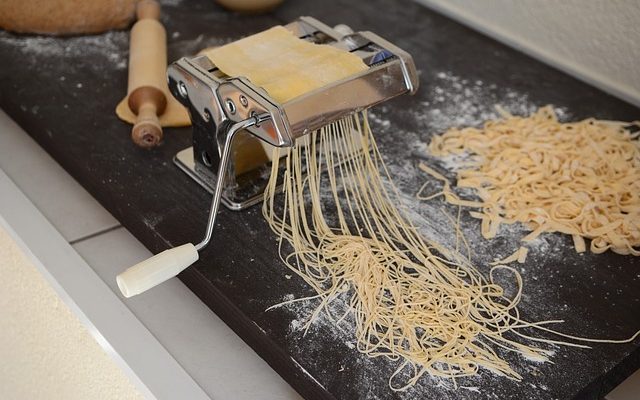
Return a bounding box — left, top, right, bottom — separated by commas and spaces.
116, 26, 367, 128
200, 26, 367, 103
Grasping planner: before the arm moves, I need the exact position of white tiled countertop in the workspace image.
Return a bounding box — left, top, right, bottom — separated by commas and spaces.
0, 109, 300, 400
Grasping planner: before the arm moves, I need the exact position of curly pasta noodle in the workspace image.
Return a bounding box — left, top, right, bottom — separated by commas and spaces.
261, 111, 639, 390
426, 106, 640, 256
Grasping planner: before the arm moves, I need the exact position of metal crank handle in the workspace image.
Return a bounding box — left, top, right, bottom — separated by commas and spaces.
116, 114, 270, 298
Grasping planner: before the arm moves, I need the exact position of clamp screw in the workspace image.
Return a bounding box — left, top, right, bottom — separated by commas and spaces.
225, 99, 236, 114
178, 81, 188, 98
239, 95, 249, 107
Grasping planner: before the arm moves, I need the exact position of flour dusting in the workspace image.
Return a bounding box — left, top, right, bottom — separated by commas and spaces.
0, 30, 129, 70
369, 71, 571, 266
270, 71, 580, 399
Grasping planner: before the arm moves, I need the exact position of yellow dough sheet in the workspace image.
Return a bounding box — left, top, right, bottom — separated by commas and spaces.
200, 26, 367, 103
117, 26, 367, 128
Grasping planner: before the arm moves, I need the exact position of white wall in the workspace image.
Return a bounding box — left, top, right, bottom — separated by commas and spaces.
417, 0, 640, 107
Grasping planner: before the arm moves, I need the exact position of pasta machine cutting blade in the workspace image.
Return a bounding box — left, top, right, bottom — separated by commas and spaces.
116, 16, 419, 298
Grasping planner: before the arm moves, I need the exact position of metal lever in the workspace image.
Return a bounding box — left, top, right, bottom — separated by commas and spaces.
117, 113, 271, 298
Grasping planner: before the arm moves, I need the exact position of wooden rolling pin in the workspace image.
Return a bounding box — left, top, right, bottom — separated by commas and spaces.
127, 0, 167, 147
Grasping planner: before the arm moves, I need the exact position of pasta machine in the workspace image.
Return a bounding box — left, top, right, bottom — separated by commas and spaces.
116, 16, 419, 298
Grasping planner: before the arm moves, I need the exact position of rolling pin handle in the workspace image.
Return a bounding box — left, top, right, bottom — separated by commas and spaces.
126, 0, 165, 147
136, 0, 161, 20
132, 103, 163, 147
116, 243, 199, 298
129, 86, 167, 147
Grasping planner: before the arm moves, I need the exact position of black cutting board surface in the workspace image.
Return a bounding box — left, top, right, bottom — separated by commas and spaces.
1, 1, 638, 399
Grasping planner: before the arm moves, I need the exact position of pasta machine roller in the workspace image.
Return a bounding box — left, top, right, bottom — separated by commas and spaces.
116, 16, 419, 298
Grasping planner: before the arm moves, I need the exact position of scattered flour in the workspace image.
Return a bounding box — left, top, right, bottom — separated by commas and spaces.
0, 30, 129, 70
414, 71, 535, 133
160, 0, 184, 6
368, 70, 571, 266
269, 70, 578, 399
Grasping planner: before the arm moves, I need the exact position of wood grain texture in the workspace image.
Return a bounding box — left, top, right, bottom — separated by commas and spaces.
0, 1, 638, 399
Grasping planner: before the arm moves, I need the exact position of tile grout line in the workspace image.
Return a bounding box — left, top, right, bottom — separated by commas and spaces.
69, 224, 123, 245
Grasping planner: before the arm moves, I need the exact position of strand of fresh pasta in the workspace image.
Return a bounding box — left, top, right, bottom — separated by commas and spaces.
261, 111, 637, 390
425, 106, 640, 257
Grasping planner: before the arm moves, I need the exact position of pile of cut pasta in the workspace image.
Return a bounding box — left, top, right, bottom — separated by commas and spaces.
427, 106, 640, 256
263, 112, 577, 390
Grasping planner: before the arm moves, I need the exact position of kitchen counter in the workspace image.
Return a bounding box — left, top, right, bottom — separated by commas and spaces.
1, 0, 638, 399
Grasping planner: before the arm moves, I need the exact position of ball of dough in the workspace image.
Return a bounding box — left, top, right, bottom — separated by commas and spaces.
0, 0, 136, 35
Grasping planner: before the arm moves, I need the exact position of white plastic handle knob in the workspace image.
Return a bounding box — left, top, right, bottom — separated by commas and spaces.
116, 243, 199, 298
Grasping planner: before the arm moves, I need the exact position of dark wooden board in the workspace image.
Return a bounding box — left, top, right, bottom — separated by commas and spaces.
1, 1, 638, 399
